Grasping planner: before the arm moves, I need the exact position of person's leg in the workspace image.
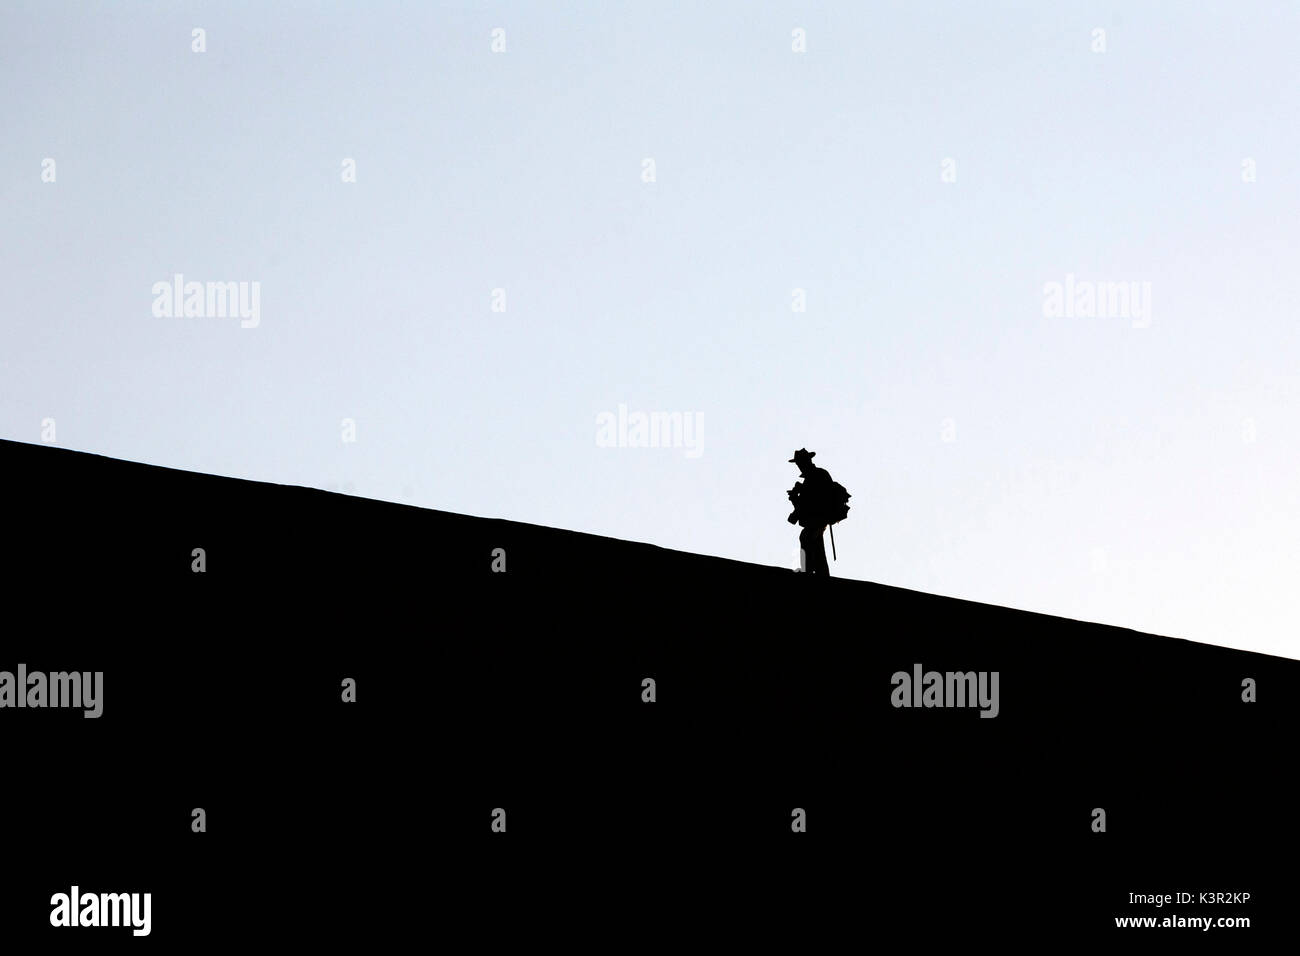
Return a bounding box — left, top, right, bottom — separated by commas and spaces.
809, 526, 829, 575
798, 526, 814, 573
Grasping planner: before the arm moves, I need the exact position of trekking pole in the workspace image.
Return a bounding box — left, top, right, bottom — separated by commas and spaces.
829, 524, 837, 561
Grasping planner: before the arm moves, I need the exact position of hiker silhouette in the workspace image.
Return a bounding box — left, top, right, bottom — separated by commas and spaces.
786, 448, 850, 576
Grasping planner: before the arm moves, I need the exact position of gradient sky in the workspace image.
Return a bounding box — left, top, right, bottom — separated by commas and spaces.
3, 2, 1298, 658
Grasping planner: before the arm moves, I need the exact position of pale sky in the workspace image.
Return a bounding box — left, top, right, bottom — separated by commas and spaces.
3, 2, 1298, 658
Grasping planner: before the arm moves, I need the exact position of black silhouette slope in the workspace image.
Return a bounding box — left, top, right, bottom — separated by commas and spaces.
1, 437, 1295, 945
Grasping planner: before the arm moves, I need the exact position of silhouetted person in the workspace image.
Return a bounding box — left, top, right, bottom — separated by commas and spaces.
787, 447, 836, 576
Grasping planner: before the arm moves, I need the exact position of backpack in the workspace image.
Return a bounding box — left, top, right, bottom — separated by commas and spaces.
825, 479, 852, 525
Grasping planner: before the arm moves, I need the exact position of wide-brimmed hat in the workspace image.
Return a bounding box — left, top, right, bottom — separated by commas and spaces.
788, 448, 816, 463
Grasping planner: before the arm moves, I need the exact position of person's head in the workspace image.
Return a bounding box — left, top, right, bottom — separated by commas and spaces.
788, 448, 816, 475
